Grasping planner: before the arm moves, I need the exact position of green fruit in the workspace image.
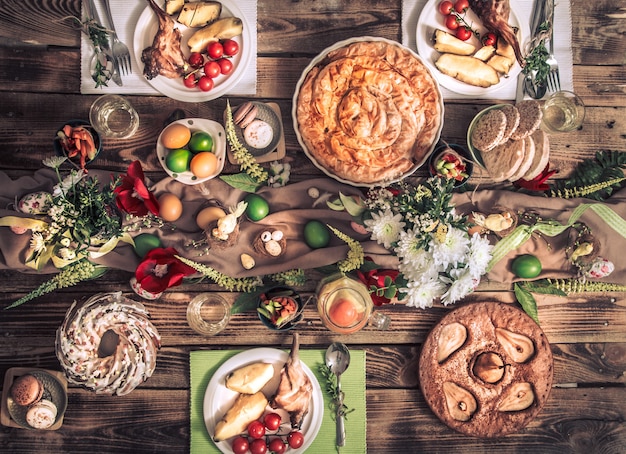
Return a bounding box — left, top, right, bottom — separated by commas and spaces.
188, 131, 213, 152
244, 193, 270, 221
133, 233, 162, 258
304, 220, 330, 249
511, 254, 542, 279
166, 148, 192, 173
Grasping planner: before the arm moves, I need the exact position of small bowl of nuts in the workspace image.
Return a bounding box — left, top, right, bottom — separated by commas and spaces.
257, 287, 304, 331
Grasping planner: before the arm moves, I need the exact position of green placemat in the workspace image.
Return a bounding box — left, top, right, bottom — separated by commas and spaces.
190, 349, 366, 453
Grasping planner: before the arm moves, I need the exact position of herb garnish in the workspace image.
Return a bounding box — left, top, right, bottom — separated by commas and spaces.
318, 363, 355, 421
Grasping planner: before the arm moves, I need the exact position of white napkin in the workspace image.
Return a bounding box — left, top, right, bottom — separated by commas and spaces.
402, 0, 574, 100
80, 0, 257, 97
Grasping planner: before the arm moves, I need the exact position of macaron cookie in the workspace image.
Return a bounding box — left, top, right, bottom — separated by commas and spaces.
10, 374, 44, 407
25, 399, 58, 429
233, 101, 258, 129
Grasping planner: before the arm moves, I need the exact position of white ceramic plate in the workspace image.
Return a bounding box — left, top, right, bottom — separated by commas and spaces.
133, 0, 252, 103
203, 348, 323, 454
416, 0, 529, 96
292, 36, 444, 188
157, 118, 226, 185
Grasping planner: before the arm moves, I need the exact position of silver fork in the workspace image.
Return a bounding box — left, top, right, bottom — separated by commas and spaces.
100, 0, 131, 75
545, 17, 561, 92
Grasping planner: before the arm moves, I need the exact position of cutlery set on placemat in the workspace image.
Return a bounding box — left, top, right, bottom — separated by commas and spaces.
84, 0, 131, 86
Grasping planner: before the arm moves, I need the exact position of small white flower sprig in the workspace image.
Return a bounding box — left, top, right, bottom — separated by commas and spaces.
360, 177, 493, 308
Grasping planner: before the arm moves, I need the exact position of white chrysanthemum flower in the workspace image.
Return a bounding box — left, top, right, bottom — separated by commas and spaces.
429, 225, 470, 270
30, 232, 46, 253
364, 208, 405, 249
401, 277, 446, 309
467, 233, 494, 277
441, 267, 478, 305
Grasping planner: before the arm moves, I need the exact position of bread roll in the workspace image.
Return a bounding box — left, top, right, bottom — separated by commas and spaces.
225, 362, 274, 394
435, 54, 500, 88
213, 392, 269, 442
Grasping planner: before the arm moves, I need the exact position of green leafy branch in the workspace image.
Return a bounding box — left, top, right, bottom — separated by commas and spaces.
318, 363, 355, 420
176, 255, 262, 292
513, 280, 567, 324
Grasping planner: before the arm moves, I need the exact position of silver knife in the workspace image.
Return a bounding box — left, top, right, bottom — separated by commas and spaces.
84, 0, 123, 86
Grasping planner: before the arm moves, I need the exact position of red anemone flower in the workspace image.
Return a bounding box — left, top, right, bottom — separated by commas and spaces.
135, 247, 196, 294
357, 268, 400, 306
114, 161, 160, 216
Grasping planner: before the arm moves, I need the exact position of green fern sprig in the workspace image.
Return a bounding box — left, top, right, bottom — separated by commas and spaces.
175, 255, 262, 292
548, 177, 626, 199
327, 225, 364, 273
549, 150, 626, 200
546, 278, 626, 294
224, 101, 268, 183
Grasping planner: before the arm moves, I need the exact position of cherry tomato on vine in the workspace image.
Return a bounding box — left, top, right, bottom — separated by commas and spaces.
263, 412, 282, 431
268, 438, 286, 454
455, 27, 472, 41
204, 60, 221, 79
207, 41, 224, 59
249, 438, 267, 454
231, 436, 249, 454
438, 0, 454, 15
197, 75, 214, 92
247, 420, 266, 439
445, 14, 460, 31
454, 0, 470, 13
287, 431, 304, 449
482, 32, 497, 46
217, 58, 234, 75
188, 52, 204, 68
183, 73, 197, 88
222, 39, 239, 56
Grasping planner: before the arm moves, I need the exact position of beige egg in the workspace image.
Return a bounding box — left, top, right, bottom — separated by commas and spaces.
158, 193, 183, 222
196, 206, 226, 230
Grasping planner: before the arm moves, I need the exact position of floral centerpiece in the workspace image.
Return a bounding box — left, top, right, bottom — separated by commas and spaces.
336, 177, 493, 309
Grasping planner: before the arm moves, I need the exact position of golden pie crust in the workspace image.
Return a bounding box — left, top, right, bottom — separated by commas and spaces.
295, 40, 443, 185
419, 302, 553, 438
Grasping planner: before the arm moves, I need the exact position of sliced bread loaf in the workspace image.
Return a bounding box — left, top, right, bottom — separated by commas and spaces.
482, 139, 525, 182
522, 129, 551, 180
510, 100, 543, 140
508, 135, 536, 182
498, 104, 520, 144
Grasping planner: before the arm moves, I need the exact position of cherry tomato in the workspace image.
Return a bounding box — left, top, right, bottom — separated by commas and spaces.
217, 58, 234, 75
455, 27, 472, 41
247, 420, 266, 439
482, 32, 497, 46
207, 41, 224, 59
454, 0, 470, 13
268, 438, 286, 454
263, 412, 282, 431
183, 73, 197, 88
249, 438, 267, 454
445, 14, 460, 31
287, 431, 304, 449
231, 436, 249, 454
203, 60, 221, 78
197, 75, 214, 92
188, 52, 204, 68
438, 0, 454, 15
222, 39, 240, 56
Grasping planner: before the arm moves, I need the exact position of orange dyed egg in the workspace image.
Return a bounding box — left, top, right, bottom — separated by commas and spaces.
158, 193, 183, 222
328, 298, 359, 327
161, 123, 191, 149
190, 151, 218, 178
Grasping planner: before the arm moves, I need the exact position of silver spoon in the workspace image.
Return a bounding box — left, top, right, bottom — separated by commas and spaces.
325, 342, 351, 447
524, 70, 547, 99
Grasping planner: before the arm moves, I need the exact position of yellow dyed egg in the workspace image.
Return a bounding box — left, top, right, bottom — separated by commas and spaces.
161, 123, 191, 149
195, 206, 226, 230
158, 193, 183, 222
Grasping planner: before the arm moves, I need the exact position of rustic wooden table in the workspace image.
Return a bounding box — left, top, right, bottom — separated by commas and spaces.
1, 0, 625, 452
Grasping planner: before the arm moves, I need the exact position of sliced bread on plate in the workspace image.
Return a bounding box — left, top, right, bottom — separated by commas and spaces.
470, 109, 507, 152
510, 100, 543, 140
482, 139, 525, 182
522, 129, 551, 180
508, 135, 536, 182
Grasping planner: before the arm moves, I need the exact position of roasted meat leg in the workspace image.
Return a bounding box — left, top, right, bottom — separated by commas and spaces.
469, 0, 524, 66
141, 0, 188, 80
270, 333, 313, 429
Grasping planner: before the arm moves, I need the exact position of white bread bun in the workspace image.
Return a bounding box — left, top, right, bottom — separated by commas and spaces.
470, 109, 507, 152
482, 139, 525, 182
522, 130, 551, 180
